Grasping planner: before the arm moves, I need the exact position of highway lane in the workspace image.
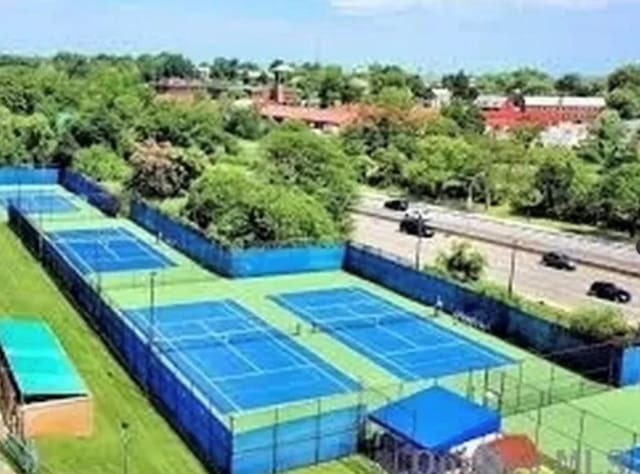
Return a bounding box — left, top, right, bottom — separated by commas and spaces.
358, 193, 640, 278
353, 213, 640, 323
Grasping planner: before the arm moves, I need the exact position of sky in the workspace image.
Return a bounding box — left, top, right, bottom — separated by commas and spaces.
1, 0, 639, 75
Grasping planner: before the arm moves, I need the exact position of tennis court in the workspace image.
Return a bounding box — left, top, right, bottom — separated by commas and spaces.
0, 189, 76, 214
48, 227, 175, 274
612, 446, 640, 472
272, 287, 513, 381
124, 299, 359, 413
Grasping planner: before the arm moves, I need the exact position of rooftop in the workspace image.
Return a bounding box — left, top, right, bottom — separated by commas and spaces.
0, 318, 88, 399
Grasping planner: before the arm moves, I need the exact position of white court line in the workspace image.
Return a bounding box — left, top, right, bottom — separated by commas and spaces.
222, 300, 355, 392
275, 297, 417, 380
155, 332, 241, 412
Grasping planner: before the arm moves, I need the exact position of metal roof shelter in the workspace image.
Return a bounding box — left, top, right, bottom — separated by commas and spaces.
370, 386, 501, 454
0, 318, 87, 400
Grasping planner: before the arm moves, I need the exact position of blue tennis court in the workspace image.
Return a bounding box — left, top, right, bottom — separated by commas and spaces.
0, 190, 76, 214
272, 287, 513, 381
48, 227, 175, 274
612, 446, 640, 473
124, 300, 359, 413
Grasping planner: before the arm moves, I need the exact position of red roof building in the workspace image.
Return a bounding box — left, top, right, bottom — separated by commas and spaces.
258, 104, 365, 132
479, 95, 606, 130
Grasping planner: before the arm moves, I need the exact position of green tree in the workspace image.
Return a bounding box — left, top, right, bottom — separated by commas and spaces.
441, 99, 485, 135
12, 112, 57, 163
223, 106, 268, 140
128, 141, 208, 198
441, 70, 477, 100
402, 135, 474, 199
372, 86, 414, 110
367, 146, 409, 187
599, 163, 640, 236
578, 110, 634, 167
262, 126, 357, 231
184, 165, 339, 247
524, 147, 580, 219
73, 145, 129, 182
435, 241, 487, 283
607, 64, 640, 119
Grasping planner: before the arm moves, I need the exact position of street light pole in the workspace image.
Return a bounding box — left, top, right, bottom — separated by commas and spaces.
415, 213, 424, 271
508, 240, 518, 298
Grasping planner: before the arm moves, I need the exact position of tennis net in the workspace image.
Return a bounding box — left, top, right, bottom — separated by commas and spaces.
311, 313, 413, 333
153, 325, 303, 353
93, 266, 215, 292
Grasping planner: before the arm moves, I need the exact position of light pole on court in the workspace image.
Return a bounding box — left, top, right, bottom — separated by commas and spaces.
120, 421, 131, 474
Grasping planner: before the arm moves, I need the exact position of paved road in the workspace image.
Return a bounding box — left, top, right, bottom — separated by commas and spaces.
353, 212, 640, 323
358, 193, 640, 278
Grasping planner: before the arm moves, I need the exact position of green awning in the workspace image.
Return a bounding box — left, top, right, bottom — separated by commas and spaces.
0, 318, 88, 398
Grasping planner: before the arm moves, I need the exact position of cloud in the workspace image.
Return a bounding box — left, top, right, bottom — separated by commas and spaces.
329, 0, 624, 14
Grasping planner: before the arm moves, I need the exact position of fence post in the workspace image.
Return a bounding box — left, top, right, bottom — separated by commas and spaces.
576, 410, 586, 470
498, 372, 506, 413
516, 363, 524, 410
547, 365, 556, 405
534, 391, 544, 446
482, 369, 489, 407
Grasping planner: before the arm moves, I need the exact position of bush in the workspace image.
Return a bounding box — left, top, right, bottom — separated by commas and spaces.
435, 241, 487, 283
73, 145, 129, 182
569, 306, 631, 340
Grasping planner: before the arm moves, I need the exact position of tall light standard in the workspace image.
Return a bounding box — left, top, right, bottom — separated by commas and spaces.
120, 421, 131, 474
508, 240, 519, 298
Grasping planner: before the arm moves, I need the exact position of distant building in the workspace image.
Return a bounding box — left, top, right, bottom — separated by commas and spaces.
258, 104, 364, 133
478, 95, 606, 130
430, 88, 452, 108
540, 122, 590, 148
153, 77, 208, 102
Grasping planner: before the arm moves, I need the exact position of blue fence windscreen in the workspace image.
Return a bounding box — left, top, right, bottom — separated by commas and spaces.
130, 199, 345, 278
59, 169, 120, 216
0, 167, 58, 185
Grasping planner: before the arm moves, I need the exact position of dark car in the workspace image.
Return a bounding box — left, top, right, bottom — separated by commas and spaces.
541, 251, 576, 271
384, 198, 410, 212
399, 215, 435, 238
587, 281, 631, 304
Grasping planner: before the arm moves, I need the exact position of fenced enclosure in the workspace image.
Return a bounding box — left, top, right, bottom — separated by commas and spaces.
7, 204, 364, 474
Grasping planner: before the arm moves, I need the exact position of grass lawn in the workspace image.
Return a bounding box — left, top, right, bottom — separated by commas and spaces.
0, 224, 208, 474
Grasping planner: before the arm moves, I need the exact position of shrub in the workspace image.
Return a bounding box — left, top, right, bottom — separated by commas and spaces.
435, 240, 487, 283
569, 306, 631, 340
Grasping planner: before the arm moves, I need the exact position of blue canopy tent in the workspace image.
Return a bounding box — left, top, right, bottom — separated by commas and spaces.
370, 386, 501, 454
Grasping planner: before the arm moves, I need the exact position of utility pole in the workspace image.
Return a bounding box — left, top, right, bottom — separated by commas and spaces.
508, 240, 518, 297
415, 213, 424, 271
